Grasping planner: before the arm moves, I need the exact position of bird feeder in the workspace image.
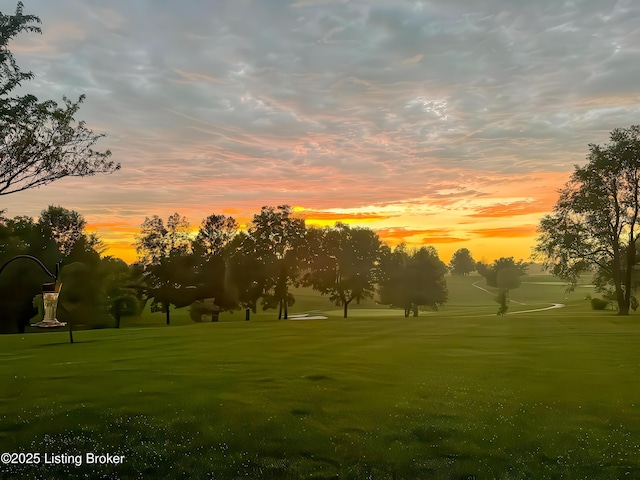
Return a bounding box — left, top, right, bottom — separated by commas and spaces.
31, 281, 66, 328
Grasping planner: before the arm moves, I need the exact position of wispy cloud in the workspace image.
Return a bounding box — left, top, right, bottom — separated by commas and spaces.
3, 0, 639, 262
471, 226, 539, 238
375, 227, 469, 245
466, 200, 550, 218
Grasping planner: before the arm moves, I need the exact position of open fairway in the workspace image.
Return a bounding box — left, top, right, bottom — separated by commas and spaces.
2, 275, 640, 479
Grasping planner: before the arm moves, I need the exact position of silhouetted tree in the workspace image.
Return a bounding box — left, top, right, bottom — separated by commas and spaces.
378, 244, 448, 316
192, 213, 238, 258
101, 256, 138, 328
65, 234, 101, 267
495, 267, 522, 315
187, 213, 240, 318
225, 232, 270, 315
189, 254, 238, 320
449, 248, 476, 275
249, 205, 306, 319
38, 205, 101, 256
536, 126, 640, 315
304, 223, 382, 318
57, 261, 101, 328
479, 257, 528, 288
0, 3, 119, 196
134, 213, 193, 324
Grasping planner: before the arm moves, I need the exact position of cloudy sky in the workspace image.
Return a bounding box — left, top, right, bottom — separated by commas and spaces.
4, 0, 640, 263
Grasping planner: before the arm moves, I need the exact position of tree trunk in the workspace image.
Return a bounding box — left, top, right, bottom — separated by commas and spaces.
164, 301, 170, 325
618, 297, 630, 315
343, 296, 354, 318
278, 299, 283, 319
622, 241, 636, 315
612, 251, 628, 315
404, 305, 410, 317
412, 303, 418, 317
284, 302, 288, 320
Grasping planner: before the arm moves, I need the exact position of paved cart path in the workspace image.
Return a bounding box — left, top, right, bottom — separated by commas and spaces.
472, 281, 566, 313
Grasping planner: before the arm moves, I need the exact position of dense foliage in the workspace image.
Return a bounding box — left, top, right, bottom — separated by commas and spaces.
536, 125, 640, 315
0, 206, 134, 332
133, 206, 452, 321
0, 2, 119, 196
133, 213, 195, 324
378, 244, 448, 316
304, 223, 383, 318
449, 248, 476, 275
3, 202, 455, 331
248, 205, 307, 319
476, 257, 528, 288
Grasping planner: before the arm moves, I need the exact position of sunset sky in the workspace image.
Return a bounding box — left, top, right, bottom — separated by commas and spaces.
3, 0, 640, 264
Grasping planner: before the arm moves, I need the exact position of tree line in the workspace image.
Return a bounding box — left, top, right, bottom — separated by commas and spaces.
0, 201, 535, 332
1, 204, 457, 333
133, 205, 451, 324
133, 206, 533, 323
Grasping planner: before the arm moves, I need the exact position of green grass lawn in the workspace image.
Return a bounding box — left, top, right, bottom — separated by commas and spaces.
2, 275, 640, 479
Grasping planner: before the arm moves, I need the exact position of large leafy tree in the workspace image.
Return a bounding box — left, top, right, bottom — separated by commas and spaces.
536, 125, 640, 315
225, 232, 270, 314
449, 248, 476, 275
192, 213, 238, 258
477, 257, 528, 288
38, 205, 102, 256
1, 2, 119, 196
190, 213, 239, 317
378, 244, 448, 317
100, 256, 139, 328
495, 267, 522, 316
134, 213, 194, 324
304, 223, 382, 318
248, 205, 306, 319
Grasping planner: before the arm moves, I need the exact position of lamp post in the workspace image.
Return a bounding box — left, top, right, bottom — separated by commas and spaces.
0, 255, 73, 343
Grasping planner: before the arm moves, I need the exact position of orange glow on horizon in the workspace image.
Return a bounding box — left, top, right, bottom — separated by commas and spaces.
292, 206, 393, 227
93, 219, 539, 266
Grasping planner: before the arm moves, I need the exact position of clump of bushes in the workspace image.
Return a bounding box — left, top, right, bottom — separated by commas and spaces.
590, 298, 609, 310
111, 293, 141, 316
